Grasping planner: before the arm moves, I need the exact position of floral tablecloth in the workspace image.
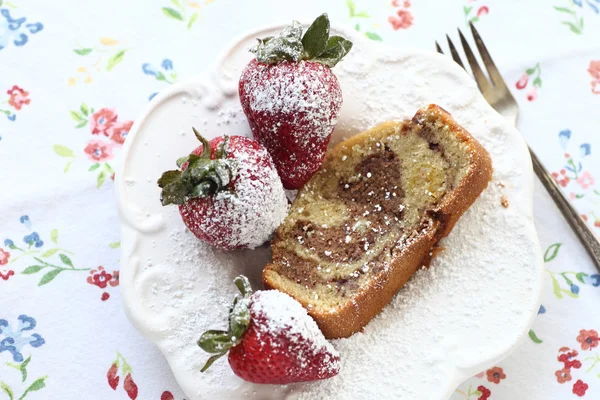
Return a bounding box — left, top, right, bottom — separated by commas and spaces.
1, 0, 599, 399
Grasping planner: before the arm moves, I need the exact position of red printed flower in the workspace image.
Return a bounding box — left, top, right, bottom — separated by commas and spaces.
107, 362, 119, 390
573, 380, 589, 397
161, 392, 175, 400
84, 139, 114, 162
588, 60, 600, 80
577, 329, 599, 351
592, 80, 600, 95
576, 171, 595, 190
109, 120, 133, 145
87, 266, 113, 289
558, 350, 582, 369
555, 368, 572, 384
552, 171, 570, 187
388, 10, 413, 30
485, 367, 506, 384
7, 86, 31, 110
90, 108, 118, 136
124, 373, 138, 399
526, 87, 538, 101
0, 248, 10, 265
516, 74, 529, 90
477, 385, 491, 400
595, 220, 600, 228
477, 6, 489, 17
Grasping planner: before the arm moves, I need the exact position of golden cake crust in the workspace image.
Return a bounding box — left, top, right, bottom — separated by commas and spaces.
263, 104, 493, 339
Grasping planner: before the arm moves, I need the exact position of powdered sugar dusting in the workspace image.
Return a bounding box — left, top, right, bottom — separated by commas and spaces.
250, 290, 340, 376
119, 25, 543, 400
179, 139, 289, 249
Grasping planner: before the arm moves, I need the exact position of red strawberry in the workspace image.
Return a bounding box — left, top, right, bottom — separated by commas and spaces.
158, 128, 288, 250
239, 14, 352, 189
198, 276, 340, 384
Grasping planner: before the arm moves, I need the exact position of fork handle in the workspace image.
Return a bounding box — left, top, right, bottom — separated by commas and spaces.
529, 148, 600, 269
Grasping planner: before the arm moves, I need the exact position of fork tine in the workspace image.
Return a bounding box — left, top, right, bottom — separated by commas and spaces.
435, 41, 444, 54
457, 28, 493, 94
446, 35, 465, 70
469, 22, 508, 89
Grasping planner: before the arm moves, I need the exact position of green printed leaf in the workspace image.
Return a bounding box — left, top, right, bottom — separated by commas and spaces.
526, 67, 536, 75
575, 193, 584, 199
80, 102, 90, 116
53, 145, 76, 158
73, 48, 93, 56
533, 77, 542, 88
89, 163, 101, 171
464, 5, 473, 15
1, 382, 14, 400
97, 170, 107, 188
347, 0, 356, 16
162, 7, 184, 20
59, 253, 73, 267
156, 71, 167, 82
40, 248, 59, 258
39, 270, 61, 286
560, 273, 573, 286
50, 229, 59, 244
19, 356, 31, 382
171, 0, 181, 6
354, 23, 360, 31
562, 21, 582, 35
553, 6, 575, 14
75, 120, 88, 128
70, 110, 84, 122
22, 266, 43, 274
576, 272, 588, 283
544, 243, 562, 262
104, 163, 114, 174
106, 50, 126, 71
563, 289, 578, 298
22, 377, 46, 396
109, 241, 121, 249
64, 160, 73, 173
551, 275, 563, 299
529, 330, 543, 344
188, 12, 199, 30
364, 32, 382, 41
470, 16, 480, 23
354, 11, 370, 18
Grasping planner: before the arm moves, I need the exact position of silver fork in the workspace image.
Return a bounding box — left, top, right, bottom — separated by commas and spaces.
436, 23, 600, 270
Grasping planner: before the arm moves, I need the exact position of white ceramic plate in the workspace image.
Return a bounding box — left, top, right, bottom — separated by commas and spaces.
116, 24, 544, 400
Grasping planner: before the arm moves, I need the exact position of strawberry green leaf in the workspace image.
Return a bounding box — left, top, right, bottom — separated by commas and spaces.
314, 36, 353, 68
197, 330, 232, 354
251, 21, 304, 64
301, 13, 330, 59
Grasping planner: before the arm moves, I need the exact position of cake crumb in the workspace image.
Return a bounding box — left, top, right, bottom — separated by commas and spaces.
501, 195, 509, 208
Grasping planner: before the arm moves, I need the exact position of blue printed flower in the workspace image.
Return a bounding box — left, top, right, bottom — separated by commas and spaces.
161, 59, 173, 70
0, 9, 44, 51
7, 113, 15, 121
4, 239, 14, 248
19, 215, 31, 229
148, 92, 158, 101
574, 0, 600, 13
570, 284, 580, 294
0, 315, 45, 362
142, 63, 159, 77
583, 274, 600, 287
538, 305, 546, 314
23, 232, 43, 248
